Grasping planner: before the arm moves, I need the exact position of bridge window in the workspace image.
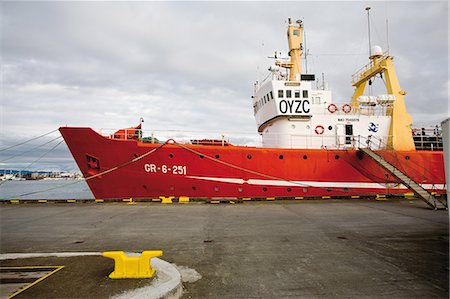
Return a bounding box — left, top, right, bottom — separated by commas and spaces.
270, 91, 274, 100
295, 90, 300, 98
303, 90, 309, 98
278, 90, 284, 98
286, 90, 292, 98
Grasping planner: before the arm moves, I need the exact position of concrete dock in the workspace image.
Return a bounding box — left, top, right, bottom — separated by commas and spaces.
0, 198, 448, 298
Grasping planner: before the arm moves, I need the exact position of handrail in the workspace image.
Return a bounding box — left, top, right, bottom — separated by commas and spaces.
356, 135, 443, 186
351, 53, 390, 85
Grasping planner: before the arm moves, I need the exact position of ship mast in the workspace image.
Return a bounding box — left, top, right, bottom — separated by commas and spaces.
350, 9, 415, 151
276, 18, 304, 81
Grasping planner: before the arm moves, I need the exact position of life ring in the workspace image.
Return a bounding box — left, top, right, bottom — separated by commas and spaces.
342, 104, 352, 114
315, 125, 325, 135
328, 104, 338, 113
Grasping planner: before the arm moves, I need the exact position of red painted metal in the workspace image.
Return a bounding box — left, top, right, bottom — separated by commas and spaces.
59, 127, 446, 199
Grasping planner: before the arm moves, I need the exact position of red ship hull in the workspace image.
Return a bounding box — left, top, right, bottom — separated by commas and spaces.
59, 127, 446, 200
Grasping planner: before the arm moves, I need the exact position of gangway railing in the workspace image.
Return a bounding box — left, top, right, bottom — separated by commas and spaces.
359, 147, 447, 210
357, 134, 444, 180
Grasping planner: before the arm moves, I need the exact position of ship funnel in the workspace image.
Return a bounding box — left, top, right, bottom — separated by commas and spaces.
370, 45, 383, 59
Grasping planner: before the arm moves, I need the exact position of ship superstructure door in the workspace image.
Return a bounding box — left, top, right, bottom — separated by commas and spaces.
345, 124, 353, 146
336, 124, 345, 146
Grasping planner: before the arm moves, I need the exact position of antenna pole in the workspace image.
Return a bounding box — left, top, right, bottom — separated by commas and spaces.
304, 30, 308, 73
365, 7, 372, 56
386, 18, 390, 54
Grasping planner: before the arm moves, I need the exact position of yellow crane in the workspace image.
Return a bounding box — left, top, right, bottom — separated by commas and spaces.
351, 50, 416, 151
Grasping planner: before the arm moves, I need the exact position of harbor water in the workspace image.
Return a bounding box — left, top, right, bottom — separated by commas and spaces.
0, 180, 94, 200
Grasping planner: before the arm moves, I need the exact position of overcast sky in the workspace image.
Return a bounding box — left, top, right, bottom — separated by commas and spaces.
0, 1, 448, 171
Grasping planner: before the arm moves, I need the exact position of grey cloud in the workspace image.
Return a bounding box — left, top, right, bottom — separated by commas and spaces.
1, 1, 448, 171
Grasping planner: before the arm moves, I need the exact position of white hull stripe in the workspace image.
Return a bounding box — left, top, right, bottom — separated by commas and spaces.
186, 176, 445, 190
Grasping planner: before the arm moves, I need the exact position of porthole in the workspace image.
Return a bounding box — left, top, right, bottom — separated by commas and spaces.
405, 155, 410, 160
328, 126, 333, 130
247, 154, 252, 159
192, 186, 197, 190
262, 187, 268, 192
279, 155, 284, 160
303, 188, 308, 193
215, 154, 220, 159
303, 155, 308, 160
169, 153, 174, 158
287, 187, 292, 192
357, 151, 364, 160
335, 155, 340, 160
238, 187, 243, 192
199, 154, 204, 159
133, 153, 138, 158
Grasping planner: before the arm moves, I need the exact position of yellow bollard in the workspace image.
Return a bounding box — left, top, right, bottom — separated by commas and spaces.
160, 196, 174, 204
376, 194, 387, 201
103, 250, 163, 279
178, 196, 189, 204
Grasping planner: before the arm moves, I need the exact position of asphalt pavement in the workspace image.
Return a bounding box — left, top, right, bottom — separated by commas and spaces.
0, 199, 448, 298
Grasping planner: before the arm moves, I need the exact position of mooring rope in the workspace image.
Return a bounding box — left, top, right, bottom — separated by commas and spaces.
5, 136, 437, 200
1, 140, 169, 199
0, 136, 63, 163
0, 139, 65, 187
173, 142, 381, 195
0, 129, 59, 152
83, 142, 167, 182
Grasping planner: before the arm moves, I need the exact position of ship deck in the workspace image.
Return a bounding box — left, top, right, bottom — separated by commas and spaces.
0, 198, 448, 298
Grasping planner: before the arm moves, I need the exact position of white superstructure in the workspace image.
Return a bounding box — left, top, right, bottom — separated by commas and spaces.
253, 19, 393, 150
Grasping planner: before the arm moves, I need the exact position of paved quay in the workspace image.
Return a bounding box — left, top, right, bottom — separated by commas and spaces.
0, 198, 448, 298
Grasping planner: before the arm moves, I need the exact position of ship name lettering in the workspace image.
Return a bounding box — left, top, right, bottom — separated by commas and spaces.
144, 163, 157, 172
279, 100, 310, 114
144, 163, 187, 175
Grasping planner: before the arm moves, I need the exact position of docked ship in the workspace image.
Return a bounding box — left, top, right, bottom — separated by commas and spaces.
60, 19, 446, 207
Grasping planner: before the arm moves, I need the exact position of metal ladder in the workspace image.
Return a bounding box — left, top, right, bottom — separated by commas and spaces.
359, 148, 447, 210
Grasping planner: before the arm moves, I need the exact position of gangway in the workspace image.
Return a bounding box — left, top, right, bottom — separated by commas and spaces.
359, 148, 447, 210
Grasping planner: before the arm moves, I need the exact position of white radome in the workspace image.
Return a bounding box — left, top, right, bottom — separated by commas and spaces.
371, 45, 383, 57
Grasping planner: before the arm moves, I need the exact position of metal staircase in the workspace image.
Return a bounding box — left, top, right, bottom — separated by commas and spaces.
359, 148, 447, 210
